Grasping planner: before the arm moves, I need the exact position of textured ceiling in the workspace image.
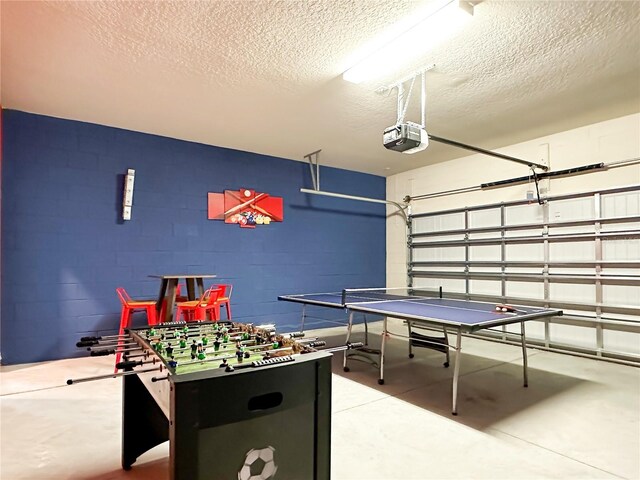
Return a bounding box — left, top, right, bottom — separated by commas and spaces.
2, 1, 639, 176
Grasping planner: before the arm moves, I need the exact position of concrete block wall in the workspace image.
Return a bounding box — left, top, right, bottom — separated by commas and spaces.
1, 110, 386, 364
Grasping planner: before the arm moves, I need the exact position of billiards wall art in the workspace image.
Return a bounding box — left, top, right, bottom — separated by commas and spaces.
208, 188, 283, 228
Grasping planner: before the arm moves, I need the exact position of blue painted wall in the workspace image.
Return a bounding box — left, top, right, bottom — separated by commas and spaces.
0, 110, 386, 365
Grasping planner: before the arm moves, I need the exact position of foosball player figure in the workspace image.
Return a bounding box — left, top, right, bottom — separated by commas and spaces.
165, 343, 173, 358
213, 339, 221, 352
202, 335, 209, 346
168, 356, 178, 369
197, 342, 206, 361
219, 358, 228, 368
179, 336, 187, 349
235, 346, 244, 363
190, 340, 198, 359
241, 331, 250, 341
154, 340, 164, 353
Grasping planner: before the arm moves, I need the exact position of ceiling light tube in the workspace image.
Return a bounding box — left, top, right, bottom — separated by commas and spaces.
343, 0, 474, 84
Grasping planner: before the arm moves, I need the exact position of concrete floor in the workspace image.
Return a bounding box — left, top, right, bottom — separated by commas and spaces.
1, 321, 639, 480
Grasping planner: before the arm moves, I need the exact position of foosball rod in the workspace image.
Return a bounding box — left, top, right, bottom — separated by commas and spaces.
66, 366, 163, 385
320, 342, 364, 354
143, 321, 274, 334
79, 333, 128, 342
115, 357, 161, 370
221, 342, 364, 373
218, 342, 364, 372
294, 337, 320, 343
168, 335, 305, 360
90, 346, 143, 357
147, 332, 261, 345
77, 337, 133, 348
87, 341, 138, 351
138, 321, 277, 341
123, 351, 149, 360
141, 327, 255, 343
155, 336, 289, 359
176, 345, 296, 367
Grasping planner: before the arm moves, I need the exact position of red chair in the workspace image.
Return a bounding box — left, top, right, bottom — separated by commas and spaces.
175, 287, 220, 322
210, 284, 233, 320
115, 288, 158, 372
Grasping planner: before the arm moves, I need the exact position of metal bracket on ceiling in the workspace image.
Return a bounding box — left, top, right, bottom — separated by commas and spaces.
300, 148, 411, 224
375, 64, 436, 95
304, 149, 322, 191
300, 188, 411, 225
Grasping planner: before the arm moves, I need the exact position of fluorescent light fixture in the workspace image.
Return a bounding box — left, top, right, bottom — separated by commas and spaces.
343, 0, 474, 84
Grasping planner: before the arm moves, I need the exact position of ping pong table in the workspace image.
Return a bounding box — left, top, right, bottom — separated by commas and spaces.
279, 288, 562, 414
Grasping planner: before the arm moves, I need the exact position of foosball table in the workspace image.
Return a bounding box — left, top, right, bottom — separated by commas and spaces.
69, 321, 358, 480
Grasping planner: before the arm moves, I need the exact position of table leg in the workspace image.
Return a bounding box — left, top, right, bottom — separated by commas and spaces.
442, 326, 450, 367
301, 304, 307, 332
407, 321, 414, 358
185, 279, 196, 301
122, 373, 169, 471
521, 320, 529, 387
342, 312, 354, 372
363, 314, 369, 345
452, 328, 462, 415
378, 316, 387, 385
165, 279, 178, 323
156, 279, 168, 312
196, 277, 205, 298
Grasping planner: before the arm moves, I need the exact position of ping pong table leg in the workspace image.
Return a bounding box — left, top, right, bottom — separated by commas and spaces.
451, 328, 462, 415
300, 304, 307, 333
521, 320, 528, 387
378, 316, 387, 385
407, 321, 414, 358
363, 314, 369, 345
343, 311, 355, 372
442, 326, 450, 368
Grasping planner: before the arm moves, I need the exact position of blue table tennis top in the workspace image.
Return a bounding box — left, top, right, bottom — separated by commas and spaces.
278, 292, 561, 331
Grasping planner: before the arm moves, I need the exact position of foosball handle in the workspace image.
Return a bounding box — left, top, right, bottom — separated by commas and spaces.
90, 349, 115, 356
80, 336, 101, 342
115, 360, 142, 370
76, 340, 98, 347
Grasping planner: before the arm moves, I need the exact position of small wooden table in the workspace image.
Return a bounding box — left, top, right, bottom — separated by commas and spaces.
149, 274, 217, 323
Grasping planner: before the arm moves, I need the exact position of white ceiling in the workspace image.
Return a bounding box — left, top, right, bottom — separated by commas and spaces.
2, 1, 639, 176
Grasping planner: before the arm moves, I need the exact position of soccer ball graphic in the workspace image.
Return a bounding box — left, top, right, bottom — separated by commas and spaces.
238, 446, 278, 480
